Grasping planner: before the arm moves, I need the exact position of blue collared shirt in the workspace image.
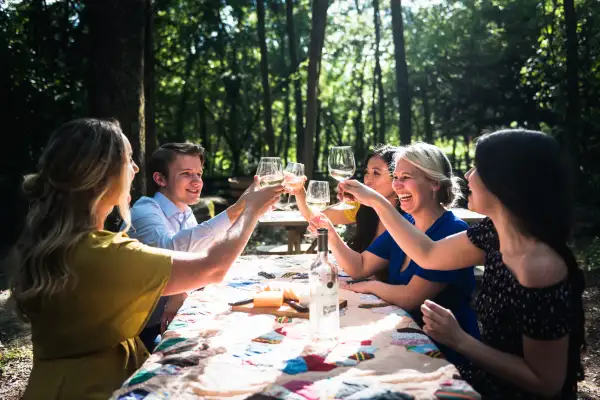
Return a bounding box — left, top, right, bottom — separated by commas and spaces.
127, 192, 232, 253
126, 192, 232, 327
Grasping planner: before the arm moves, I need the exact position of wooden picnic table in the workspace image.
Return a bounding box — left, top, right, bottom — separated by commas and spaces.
257, 208, 485, 256
257, 210, 310, 254
111, 255, 480, 400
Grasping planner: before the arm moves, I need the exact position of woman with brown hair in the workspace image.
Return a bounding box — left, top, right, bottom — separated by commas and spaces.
11, 118, 283, 399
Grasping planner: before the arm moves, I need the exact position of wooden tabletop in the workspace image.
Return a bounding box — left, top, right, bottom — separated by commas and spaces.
258, 210, 308, 227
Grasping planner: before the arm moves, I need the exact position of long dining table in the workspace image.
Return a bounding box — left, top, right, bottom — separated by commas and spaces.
111, 254, 480, 400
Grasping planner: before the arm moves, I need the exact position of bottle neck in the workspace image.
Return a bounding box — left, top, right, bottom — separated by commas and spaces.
317, 249, 328, 262
317, 230, 328, 254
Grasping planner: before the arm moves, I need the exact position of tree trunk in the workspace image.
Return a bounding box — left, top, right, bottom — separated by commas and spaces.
463, 134, 471, 171
286, 0, 304, 164
174, 49, 198, 142
563, 0, 580, 175
373, 0, 386, 144
390, 0, 411, 145
422, 78, 433, 144
451, 137, 457, 170
313, 99, 322, 172
198, 85, 210, 171
580, 9, 593, 180
257, 0, 276, 155
304, 0, 329, 179
144, 0, 156, 186
226, 60, 242, 175
277, 27, 288, 157
87, 0, 147, 198
284, 78, 292, 164
325, 119, 331, 167
354, 61, 366, 165
371, 73, 378, 147
198, 99, 209, 146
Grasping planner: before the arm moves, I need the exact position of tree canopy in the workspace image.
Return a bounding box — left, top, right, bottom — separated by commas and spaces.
1, 0, 599, 202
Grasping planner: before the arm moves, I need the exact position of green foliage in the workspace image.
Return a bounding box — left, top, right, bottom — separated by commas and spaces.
1, 0, 600, 206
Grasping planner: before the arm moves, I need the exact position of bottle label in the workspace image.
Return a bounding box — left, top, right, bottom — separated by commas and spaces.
323, 304, 337, 316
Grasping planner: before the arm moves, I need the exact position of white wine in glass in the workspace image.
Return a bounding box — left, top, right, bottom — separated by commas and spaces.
259, 174, 284, 187
328, 146, 356, 210
256, 157, 284, 213
306, 199, 329, 212
305, 180, 330, 237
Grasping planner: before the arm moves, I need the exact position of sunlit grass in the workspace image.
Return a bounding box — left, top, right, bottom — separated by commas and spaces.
0, 343, 32, 370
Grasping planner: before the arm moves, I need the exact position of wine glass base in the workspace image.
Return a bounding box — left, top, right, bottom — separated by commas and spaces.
330, 202, 355, 210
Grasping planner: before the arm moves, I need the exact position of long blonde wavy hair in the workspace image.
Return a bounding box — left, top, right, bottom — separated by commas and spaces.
10, 118, 132, 319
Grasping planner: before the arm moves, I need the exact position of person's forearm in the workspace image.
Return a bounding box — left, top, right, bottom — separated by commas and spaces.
295, 189, 313, 222
200, 210, 261, 283
168, 213, 230, 252
327, 227, 370, 279
372, 197, 436, 267
455, 334, 562, 397
367, 281, 422, 311
226, 199, 245, 222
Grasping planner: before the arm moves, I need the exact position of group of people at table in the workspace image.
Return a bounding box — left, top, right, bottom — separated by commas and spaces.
8, 117, 586, 399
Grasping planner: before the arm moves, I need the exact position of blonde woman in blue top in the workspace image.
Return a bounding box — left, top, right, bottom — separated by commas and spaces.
312, 143, 479, 366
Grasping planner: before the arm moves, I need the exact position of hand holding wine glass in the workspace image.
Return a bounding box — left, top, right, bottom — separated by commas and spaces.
256, 157, 284, 187
280, 162, 306, 210
308, 212, 333, 233
328, 146, 356, 210
338, 179, 385, 208
256, 157, 285, 215
243, 184, 286, 215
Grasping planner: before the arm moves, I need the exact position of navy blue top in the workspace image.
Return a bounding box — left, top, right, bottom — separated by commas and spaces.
366, 210, 480, 366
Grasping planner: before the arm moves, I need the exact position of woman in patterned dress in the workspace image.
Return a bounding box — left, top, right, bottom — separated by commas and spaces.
339, 129, 586, 399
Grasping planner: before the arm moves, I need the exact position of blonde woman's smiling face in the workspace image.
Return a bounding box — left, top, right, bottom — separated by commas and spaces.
392, 158, 439, 214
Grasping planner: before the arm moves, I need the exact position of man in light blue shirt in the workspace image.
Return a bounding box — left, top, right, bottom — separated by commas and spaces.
127, 142, 251, 350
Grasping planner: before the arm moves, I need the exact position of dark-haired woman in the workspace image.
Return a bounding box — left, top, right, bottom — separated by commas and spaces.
340, 129, 586, 399
295, 145, 402, 255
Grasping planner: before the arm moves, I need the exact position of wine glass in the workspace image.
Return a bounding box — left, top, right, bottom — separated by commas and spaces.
256, 157, 284, 217
304, 180, 330, 238
280, 162, 305, 210
256, 157, 284, 187
328, 146, 356, 210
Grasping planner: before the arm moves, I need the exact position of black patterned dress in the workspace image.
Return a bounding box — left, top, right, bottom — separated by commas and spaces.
458, 218, 576, 399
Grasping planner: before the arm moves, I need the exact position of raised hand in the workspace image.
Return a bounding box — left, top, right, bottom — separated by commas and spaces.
283, 173, 307, 195
242, 176, 285, 216
338, 179, 386, 208
308, 212, 334, 233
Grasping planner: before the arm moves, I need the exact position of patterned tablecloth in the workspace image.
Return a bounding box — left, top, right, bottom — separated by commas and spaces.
112, 255, 479, 400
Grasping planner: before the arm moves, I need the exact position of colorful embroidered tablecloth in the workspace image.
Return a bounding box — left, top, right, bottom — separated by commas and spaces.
112, 255, 479, 400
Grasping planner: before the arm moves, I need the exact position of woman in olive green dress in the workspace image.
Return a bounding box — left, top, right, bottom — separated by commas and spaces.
10, 118, 283, 399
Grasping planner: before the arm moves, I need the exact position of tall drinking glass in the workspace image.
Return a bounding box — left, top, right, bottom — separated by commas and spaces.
328, 146, 356, 210
304, 180, 330, 238
280, 162, 305, 210
256, 157, 284, 216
